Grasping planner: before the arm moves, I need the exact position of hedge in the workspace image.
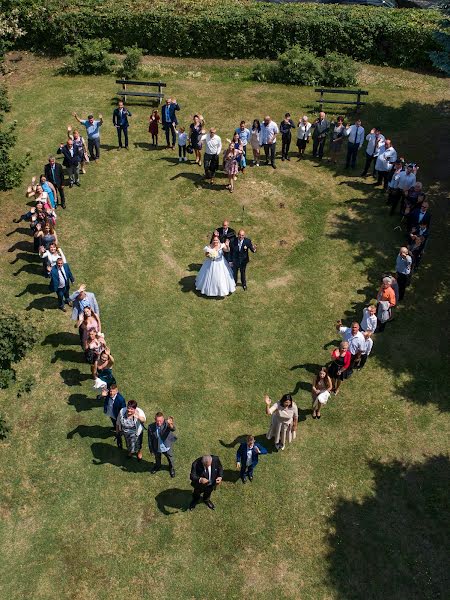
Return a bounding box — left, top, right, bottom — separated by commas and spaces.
16, 1, 441, 68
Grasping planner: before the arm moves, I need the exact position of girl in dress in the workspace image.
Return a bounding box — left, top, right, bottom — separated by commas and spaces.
223, 143, 240, 193
195, 235, 236, 297
149, 110, 160, 146
265, 393, 298, 451
311, 366, 333, 419
328, 341, 352, 395
250, 119, 261, 166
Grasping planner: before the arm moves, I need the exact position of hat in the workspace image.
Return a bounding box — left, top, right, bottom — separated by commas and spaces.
87, 114, 94, 119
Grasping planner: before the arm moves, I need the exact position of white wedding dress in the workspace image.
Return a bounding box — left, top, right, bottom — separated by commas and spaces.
195, 244, 236, 297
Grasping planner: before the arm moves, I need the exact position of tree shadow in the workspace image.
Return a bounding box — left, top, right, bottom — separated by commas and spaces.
25, 296, 55, 311
91, 442, 152, 472
16, 282, 49, 296
60, 368, 92, 387
155, 488, 192, 515
67, 425, 112, 439
67, 393, 101, 412
327, 455, 450, 600
51, 349, 85, 364
42, 331, 80, 347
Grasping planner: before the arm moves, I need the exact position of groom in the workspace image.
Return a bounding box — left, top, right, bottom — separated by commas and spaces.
229, 229, 256, 291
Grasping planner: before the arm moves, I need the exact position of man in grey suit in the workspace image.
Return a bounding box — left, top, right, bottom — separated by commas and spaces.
312, 111, 330, 160
69, 283, 100, 341
148, 412, 176, 478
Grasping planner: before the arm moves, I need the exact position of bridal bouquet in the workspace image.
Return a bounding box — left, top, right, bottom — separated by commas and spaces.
207, 249, 219, 261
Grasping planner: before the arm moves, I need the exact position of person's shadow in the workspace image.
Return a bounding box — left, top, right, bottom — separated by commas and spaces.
155, 488, 192, 515
219, 434, 277, 454
67, 393, 100, 412
67, 425, 112, 439
42, 331, 80, 347
60, 368, 92, 386
91, 441, 152, 472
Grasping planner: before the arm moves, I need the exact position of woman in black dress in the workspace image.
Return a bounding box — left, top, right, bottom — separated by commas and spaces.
190, 114, 204, 166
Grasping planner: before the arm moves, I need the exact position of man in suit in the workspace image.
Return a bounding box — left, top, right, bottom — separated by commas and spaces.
49, 257, 74, 311
44, 156, 66, 208
148, 412, 176, 478
112, 100, 132, 150
345, 119, 365, 169
57, 138, 82, 188
311, 111, 330, 160
189, 454, 223, 511
229, 229, 257, 291
236, 435, 267, 484
101, 384, 126, 447
161, 97, 180, 149
407, 201, 431, 232
212, 220, 236, 262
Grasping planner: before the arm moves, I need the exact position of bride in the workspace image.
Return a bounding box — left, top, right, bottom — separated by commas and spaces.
195, 235, 236, 297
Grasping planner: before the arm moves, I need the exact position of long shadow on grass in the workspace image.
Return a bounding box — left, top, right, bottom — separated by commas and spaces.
25, 296, 56, 311
10, 252, 41, 265
170, 170, 227, 192
8, 240, 34, 253
155, 488, 192, 515
51, 349, 86, 364
327, 455, 450, 600
60, 368, 92, 386
91, 442, 152, 472
16, 282, 49, 297
178, 275, 227, 300
67, 393, 101, 412
219, 434, 277, 454
67, 425, 112, 439
42, 331, 80, 347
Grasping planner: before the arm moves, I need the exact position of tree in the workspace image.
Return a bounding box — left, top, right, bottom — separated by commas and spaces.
430, 1, 450, 76
0, 314, 37, 388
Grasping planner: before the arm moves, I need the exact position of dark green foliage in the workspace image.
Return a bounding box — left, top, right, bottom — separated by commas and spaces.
0, 414, 9, 440
118, 45, 143, 78
430, 1, 450, 75
14, 2, 441, 69
0, 314, 38, 388
252, 47, 357, 87
17, 375, 36, 398
61, 38, 115, 75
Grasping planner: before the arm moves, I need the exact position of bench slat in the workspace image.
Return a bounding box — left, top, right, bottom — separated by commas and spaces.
319, 100, 366, 105
117, 91, 164, 97
315, 88, 369, 95
115, 80, 167, 87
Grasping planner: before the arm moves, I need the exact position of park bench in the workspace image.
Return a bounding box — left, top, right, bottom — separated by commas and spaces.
116, 79, 166, 104
315, 88, 368, 111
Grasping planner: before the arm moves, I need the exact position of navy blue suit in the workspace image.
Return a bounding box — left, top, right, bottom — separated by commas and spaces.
236, 442, 267, 480
230, 237, 256, 289
103, 391, 126, 424
112, 107, 132, 148
161, 102, 180, 147
49, 263, 74, 308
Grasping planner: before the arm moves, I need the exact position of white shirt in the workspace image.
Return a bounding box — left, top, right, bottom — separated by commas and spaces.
362, 337, 373, 356
375, 146, 398, 172
346, 124, 365, 146
206, 465, 212, 483
365, 133, 385, 156
57, 267, 67, 289
177, 131, 187, 146
297, 122, 311, 140
339, 326, 365, 355
201, 133, 222, 155
42, 249, 66, 268
398, 171, 416, 191
360, 308, 377, 333
388, 168, 403, 189
246, 448, 253, 466
260, 121, 279, 145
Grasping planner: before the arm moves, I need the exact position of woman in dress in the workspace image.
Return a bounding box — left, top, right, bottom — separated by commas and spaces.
36, 222, 58, 251
250, 119, 261, 166
71, 128, 88, 174
149, 109, 160, 146
296, 116, 311, 160
195, 235, 236, 298
265, 393, 298, 451
79, 306, 101, 348
232, 132, 246, 174
223, 143, 240, 193
329, 116, 345, 165
39, 175, 57, 209
95, 348, 116, 388
189, 114, 204, 165
84, 329, 105, 377
39, 242, 66, 276
311, 366, 333, 419
116, 400, 146, 460
328, 341, 351, 395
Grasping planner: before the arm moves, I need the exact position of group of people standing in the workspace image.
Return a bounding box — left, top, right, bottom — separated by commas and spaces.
11, 92, 432, 511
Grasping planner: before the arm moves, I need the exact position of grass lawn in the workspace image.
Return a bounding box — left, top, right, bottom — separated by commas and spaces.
0, 54, 449, 600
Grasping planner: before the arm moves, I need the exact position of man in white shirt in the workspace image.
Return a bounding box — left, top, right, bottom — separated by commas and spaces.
336, 320, 366, 367
361, 127, 385, 176
260, 115, 279, 169
375, 139, 397, 190
200, 128, 222, 184
345, 119, 365, 169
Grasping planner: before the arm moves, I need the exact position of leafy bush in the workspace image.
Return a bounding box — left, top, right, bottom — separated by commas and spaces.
322, 52, 358, 87
0, 414, 9, 440
118, 45, 143, 78
14, 2, 441, 69
429, 1, 450, 75
17, 375, 36, 398
62, 38, 115, 75
0, 314, 37, 388
252, 47, 357, 87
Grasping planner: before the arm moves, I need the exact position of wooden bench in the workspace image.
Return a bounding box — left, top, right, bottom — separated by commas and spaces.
116, 79, 166, 104
315, 88, 368, 111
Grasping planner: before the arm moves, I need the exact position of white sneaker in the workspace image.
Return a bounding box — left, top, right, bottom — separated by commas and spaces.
178, 157, 182, 162
256, 163, 260, 167
183, 157, 187, 162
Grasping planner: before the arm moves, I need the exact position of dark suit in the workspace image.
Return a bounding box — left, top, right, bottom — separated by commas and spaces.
44, 162, 66, 207
236, 442, 267, 480
49, 263, 74, 307
103, 391, 126, 427
112, 107, 132, 148
57, 144, 81, 186
230, 237, 256, 289
161, 102, 180, 147
407, 208, 431, 232
211, 226, 236, 261
190, 455, 223, 503
148, 420, 177, 471
312, 118, 330, 159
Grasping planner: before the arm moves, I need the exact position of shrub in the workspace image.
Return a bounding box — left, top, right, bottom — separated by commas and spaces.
0, 414, 9, 440
62, 38, 115, 75
276, 46, 324, 86
17, 375, 36, 398
118, 45, 143, 78
252, 62, 277, 83
14, 2, 441, 69
0, 314, 37, 388
322, 52, 358, 87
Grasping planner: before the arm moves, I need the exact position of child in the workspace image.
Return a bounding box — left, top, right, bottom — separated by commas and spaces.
236, 435, 267, 483
177, 126, 187, 162
149, 110, 160, 146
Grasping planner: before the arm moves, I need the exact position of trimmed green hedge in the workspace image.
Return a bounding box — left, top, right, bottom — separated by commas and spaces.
16, 1, 441, 68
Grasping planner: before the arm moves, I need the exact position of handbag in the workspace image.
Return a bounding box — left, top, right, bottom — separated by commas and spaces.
186, 144, 194, 154
317, 390, 330, 405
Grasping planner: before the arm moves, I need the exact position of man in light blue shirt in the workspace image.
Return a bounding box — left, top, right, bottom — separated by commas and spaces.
235, 121, 251, 156
345, 119, 365, 169
73, 112, 103, 161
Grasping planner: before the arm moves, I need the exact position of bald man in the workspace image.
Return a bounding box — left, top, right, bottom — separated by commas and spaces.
211, 220, 236, 261
189, 454, 223, 511
229, 229, 257, 291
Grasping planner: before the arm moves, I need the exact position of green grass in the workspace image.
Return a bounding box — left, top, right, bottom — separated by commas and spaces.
0, 54, 449, 600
